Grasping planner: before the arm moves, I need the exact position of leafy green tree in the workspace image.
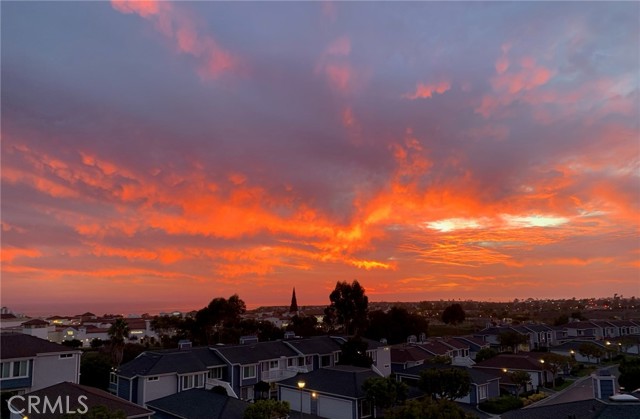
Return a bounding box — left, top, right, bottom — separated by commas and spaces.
578, 342, 605, 364
418, 368, 471, 400
108, 318, 130, 367
384, 398, 469, 419
80, 351, 112, 390
541, 353, 570, 388
286, 315, 321, 337
244, 399, 290, 419
365, 307, 429, 344
509, 370, 531, 397
62, 339, 83, 348
441, 304, 466, 326
475, 347, 498, 363
339, 336, 373, 367
619, 357, 640, 391
254, 381, 271, 400
362, 376, 408, 411
90, 338, 105, 349
324, 280, 369, 335
195, 294, 248, 344
498, 331, 528, 353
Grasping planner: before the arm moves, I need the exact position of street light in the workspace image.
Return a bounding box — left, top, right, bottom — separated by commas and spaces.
297, 380, 305, 419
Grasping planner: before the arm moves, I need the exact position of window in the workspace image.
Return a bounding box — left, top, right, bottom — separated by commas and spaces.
478, 384, 488, 401
0, 361, 28, 379
333, 352, 340, 363
110, 373, 117, 384
269, 360, 279, 370
208, 368, 223, 380
360, 399, 373, 418
59, 354, 73, 359
287, 358, 295, 367
196, 374, 204, 388
182, 375, 194, 390
243, 365, 256, 379
147, 376, 159, 382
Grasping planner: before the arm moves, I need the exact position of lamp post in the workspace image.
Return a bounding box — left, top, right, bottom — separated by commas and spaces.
297, 380, 305, 419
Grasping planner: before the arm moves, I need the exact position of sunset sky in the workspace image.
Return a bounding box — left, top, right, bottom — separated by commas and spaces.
2, 1, 639, 316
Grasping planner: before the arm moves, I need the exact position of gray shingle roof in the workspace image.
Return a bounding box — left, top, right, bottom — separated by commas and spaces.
284, 336, 342, 355
1, 332, 80, 358
146, 389, 249, 419
394, 363, 498, 385
214, 340, 299, 364
8, 382, 152, 419
117, 347, 225, 378
278, 365, 379, 399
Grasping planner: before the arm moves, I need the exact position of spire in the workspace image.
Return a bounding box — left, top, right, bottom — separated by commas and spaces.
289, 287, 298, 313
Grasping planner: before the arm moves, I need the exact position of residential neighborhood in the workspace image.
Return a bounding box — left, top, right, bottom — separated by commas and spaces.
1, 294, 639, 419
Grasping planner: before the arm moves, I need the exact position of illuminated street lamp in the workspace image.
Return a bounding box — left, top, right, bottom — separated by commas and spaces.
297, 380, 305, 419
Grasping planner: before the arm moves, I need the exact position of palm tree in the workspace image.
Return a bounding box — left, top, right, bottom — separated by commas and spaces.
108, 318, 130, 367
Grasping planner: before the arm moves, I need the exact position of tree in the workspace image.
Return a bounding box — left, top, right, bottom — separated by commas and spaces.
339, 336, 373, 367
108, 318, 130, 367
578, 342, 605, 364
418, 368, 471, 400
286, 315, 320, 337
618, 357, 640, 391
365, 307, 429, 345
80, 351, 112, 390
244, 399, 290, 419
509, 370, 531, 397
195, 294, 248, 344
475, 347, 498, 363
62, 339, 83, 348
498, 331, 528, 353
362, 376, 408, 412
211, 385, 228, 395
324, 280, 369, 335
441, 304, 465, 326
254, 381, 271, 400
90, 338, 105, 349
541, 353, 570, 388
384, 398, 469, 419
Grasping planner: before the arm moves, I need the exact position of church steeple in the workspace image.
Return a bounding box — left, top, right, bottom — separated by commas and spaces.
289, 287, 298, 313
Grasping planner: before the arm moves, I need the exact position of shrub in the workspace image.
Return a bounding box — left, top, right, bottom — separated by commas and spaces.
479, 396, 523, 414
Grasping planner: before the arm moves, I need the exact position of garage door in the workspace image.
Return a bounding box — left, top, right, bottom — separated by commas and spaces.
280, 387, 310, 413
317, 396, 352, 419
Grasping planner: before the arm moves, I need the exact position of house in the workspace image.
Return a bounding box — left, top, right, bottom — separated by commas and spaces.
20, 319, 52, 340
0, 333, 81, 393
549, 340, 609, 364
278, 365, 380, 419
564, 321, 600, 339
283, 335, 342, 371
214, 339, 302, 400
473, 353, 553, 389
7, 381, 152, 419
451, 336, 490, 360
393, 364, 500, 406
146, 388, 249, 419
390, 345, 434, 370
111, 345, 230, 406
474, 326, 531, 352
520, 324, 555, 349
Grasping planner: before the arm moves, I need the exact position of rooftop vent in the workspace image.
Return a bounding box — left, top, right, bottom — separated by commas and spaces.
284, 331, 295, 340
178, 340, 192, 350
407, 335, 417, 344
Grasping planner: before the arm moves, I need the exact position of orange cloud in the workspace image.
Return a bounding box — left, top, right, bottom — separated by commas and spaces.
110, 0, 238, 79
317, 36, 356, 94
404, 80, 451, 100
